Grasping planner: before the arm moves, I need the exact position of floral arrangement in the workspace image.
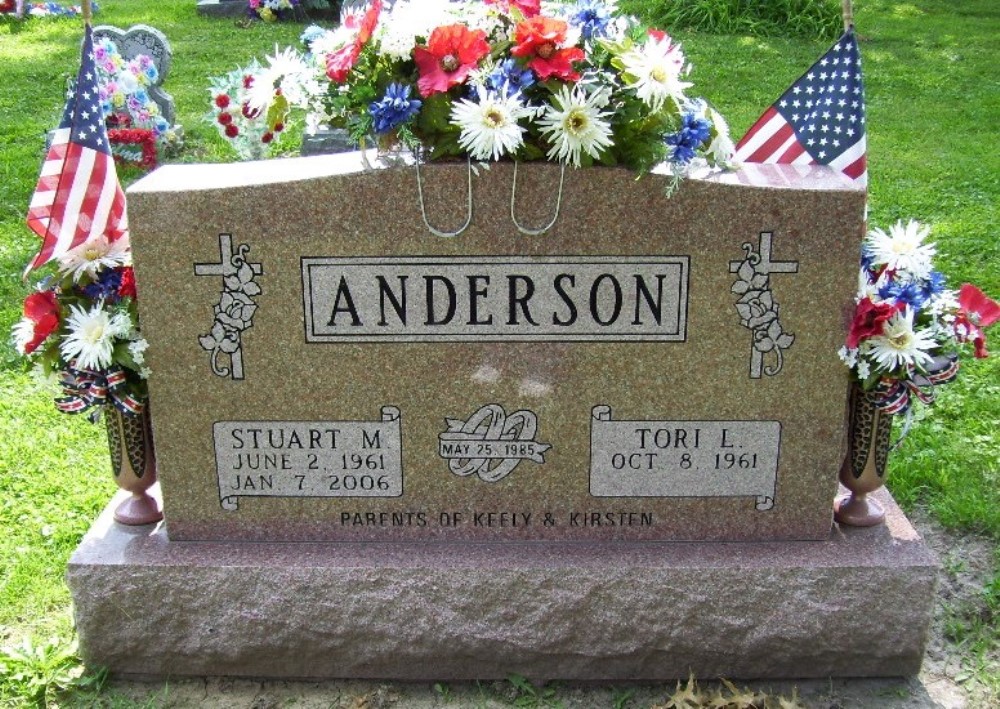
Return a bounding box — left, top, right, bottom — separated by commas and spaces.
0, 2, 97, 18
107, 126, 159, 169
93, 38, 177, 150
248, 0, 299, 23
211, 0, 734, 178
207, 60, 314, 159
12, 236, 149, 419
839, 220, 999, 416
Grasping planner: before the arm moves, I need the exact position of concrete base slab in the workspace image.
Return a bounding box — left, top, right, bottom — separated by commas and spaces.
68, 488, 937, 680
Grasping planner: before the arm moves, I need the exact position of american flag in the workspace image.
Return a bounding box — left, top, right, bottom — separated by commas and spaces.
733, 28, 867, 187
26, 25, 128, 272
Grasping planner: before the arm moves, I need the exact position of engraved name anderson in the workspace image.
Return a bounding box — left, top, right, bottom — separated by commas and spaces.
302, 257, 689, 342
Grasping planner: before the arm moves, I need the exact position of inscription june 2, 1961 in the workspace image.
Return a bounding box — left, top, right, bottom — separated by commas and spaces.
214, 407, 402, 510
589, 406, 779, 510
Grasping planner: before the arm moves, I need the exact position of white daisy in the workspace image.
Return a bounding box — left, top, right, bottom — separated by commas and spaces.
865, 220, 936, 277
619, 33, 692, 111
538, 85, 614, 167
867, 308, 936, 372
60, 303, 132, 371
58, 234, 130, 282
247, 46, 310, 115
450, 88, 534, 161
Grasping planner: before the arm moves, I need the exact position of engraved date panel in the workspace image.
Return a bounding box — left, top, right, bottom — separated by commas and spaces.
590, 406, 778, 510
215, 407, 402, 510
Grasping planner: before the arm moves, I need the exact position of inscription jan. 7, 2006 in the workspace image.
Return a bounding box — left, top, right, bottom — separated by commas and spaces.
214, 407, 402, 510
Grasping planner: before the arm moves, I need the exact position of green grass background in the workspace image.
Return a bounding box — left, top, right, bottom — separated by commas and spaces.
1, 0, 998, 703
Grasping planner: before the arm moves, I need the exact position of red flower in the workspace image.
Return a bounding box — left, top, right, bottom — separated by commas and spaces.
413, 24, 490, 97
326, 0, 382, 84
243, 74, 254, 89
119, 267, 137, 299
956, 283, 1000, 358
326, 42, 361, 84
510, 17, 584, 82
215, 94, 231, 109
261, 132, 274, 144
846, 297, 902, 349
224, 124, 239, 138
20, 291, 61, 355
484, 0, 540, 18
647, 29, 667, 42
217, 112, 233, 125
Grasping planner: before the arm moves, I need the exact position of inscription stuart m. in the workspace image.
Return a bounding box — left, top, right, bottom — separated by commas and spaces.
302, 256, 689, 342
214, 408, 403, 510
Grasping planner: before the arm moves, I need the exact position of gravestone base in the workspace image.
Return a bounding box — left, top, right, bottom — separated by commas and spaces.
195, 0, 248, 17
68, 486, 937, 681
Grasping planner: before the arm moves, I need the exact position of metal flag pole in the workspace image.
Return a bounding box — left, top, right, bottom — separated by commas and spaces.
842, 0, 854, 30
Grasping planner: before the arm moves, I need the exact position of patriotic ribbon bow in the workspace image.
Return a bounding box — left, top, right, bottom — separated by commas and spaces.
56, 362, 145, 418
874, 356, 960, 416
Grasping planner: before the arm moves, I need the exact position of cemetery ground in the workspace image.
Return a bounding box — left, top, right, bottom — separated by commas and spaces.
1, 0, 997, 706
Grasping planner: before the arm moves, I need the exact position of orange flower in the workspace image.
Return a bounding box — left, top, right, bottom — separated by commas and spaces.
510, 16, 584, 82
413, 24, 490, 97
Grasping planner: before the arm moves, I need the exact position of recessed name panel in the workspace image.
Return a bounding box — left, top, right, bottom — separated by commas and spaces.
302, 256, 689, 342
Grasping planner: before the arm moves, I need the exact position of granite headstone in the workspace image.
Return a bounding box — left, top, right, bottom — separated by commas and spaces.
128, 156, 861, 543
67, 156, 939, 681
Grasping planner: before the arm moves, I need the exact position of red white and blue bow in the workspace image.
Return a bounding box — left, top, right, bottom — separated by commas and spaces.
56, 362, 145, 417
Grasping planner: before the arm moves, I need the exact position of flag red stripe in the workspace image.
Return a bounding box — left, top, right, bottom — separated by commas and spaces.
746, 122, 795, 164
75, 151, 109, 243
734, 107, 779, 152
777, 140, 807, 163
843, 154, 867, 180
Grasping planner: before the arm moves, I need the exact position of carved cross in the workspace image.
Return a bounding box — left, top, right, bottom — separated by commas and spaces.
729, 232, 799, 378
195, 233, 263, 380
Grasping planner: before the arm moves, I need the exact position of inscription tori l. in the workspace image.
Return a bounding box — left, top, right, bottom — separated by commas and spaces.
195, 233, 263, 380
729, 232, 799, 379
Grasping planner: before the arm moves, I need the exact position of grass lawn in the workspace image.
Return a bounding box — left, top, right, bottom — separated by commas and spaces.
1, 0, 998, 704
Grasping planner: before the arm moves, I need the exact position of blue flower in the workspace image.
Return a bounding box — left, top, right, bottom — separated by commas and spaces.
485, 59, 535, 98
878, 280, 927, 309
368, 83, 422, 134
82, 268, 124, 302
860, 246, 876, 271
920, 271, 947, 300
568, 0, 613, 41
665, 113, 712, 164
